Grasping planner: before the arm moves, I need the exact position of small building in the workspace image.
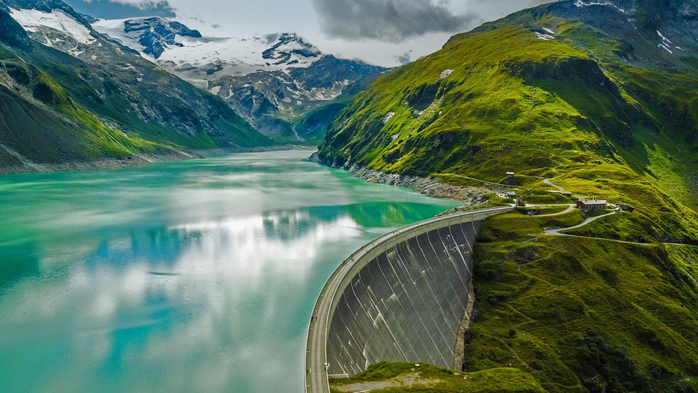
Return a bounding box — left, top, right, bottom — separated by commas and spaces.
506, 172, 515, 178
577, 199, 607, 211
618, 204, 635, 213
505, 191, 517, 199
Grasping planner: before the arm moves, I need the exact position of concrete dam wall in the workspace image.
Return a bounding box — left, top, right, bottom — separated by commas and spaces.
323, 208, 510, 377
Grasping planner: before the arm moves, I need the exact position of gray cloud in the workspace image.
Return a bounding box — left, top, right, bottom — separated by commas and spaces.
310, 0, 476, 42
394, 50, 412, 64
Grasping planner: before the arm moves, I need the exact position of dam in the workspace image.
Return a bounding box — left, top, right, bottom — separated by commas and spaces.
305, 206, 512, 393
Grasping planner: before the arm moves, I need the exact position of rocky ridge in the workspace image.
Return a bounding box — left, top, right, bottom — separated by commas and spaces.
91, 16, 387, 143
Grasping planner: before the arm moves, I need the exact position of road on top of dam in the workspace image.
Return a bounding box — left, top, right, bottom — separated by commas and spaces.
304, 206, 513, 393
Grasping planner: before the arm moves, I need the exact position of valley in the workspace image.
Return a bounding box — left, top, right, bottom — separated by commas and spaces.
1, 0, 698, 392
91, 17, 388, 143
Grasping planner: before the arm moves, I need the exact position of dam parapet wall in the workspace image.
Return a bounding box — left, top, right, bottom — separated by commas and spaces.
324, 207, 511, 377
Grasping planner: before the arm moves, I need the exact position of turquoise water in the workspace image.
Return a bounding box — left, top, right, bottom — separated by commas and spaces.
0, 150, 459, 393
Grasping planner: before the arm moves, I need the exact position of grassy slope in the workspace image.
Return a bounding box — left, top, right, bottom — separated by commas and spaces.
322, 1, 698, 392
319, 4, 698, 210
470, 212, 698, 393
0, 11, 272, 167
25, 39, 272, 150
0, 47, 165, 163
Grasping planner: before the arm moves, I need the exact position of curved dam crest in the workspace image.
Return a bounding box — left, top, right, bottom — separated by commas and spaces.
306, 207, 512, 393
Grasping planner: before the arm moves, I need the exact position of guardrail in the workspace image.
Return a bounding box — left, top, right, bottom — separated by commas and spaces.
304, 206, 513, 393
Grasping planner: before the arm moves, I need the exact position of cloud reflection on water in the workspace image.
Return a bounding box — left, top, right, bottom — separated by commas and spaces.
0, 151, 458, 393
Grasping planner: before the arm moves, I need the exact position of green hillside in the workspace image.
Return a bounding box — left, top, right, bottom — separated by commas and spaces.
0, 45, 164, 165
0, 5, 272, 173
319, 1, 698, 210
323, 0, 698, 391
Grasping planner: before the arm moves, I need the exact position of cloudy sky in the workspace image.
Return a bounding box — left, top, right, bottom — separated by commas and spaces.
65, 0, 555, 66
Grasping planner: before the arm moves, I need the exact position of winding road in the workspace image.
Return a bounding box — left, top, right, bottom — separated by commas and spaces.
544, 211, 616, 236
543, 178, 564, 192
526, 204, 576, 217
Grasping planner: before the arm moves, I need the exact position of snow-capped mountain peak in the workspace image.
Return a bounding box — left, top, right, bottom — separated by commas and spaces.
92, 17, 323, 84
121, 17, 202, 58
9, 7, 95, 45
261, 32, 321, 66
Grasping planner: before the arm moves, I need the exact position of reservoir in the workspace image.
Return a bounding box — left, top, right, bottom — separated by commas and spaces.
0, 150, 458, 393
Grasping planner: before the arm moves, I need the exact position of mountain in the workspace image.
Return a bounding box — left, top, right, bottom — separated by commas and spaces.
320, 0, 698, 209
208, 55, 388, 143
318, 0, 698, 391
92, 19, 324, 82
92, 16, 387, 143
0, 0, 272, 174
115, 16, 202, 59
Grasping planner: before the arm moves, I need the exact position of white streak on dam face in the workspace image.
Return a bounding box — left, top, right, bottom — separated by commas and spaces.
327, 221, 482, 375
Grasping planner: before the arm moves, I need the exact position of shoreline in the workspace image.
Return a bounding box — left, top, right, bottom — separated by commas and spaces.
0, 145, 308, 177
315, 154, 499, 206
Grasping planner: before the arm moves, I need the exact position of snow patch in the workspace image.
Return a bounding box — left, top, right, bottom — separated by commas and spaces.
657, 31, 672, 43
210, 86, 221, 95
383, 111, 395, 124
658, 43, 673, 54
92, 18, 323, 80
9, 8, 95, 44
535, 32, 555, 41
543, 27, 555, 35
656, 31, 674, 54
440, 69, 454, 80
69, 47, 84, 57
574, 0, 626, 13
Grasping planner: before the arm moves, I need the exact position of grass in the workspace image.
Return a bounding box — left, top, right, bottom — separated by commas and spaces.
318, 2, 698, 214
513, 206, 570, 215
521, 193, 572, 205
0, 30, 272, 167
330, 362, 547, 393
318, 2, 698, 391
466, 211, 698, 393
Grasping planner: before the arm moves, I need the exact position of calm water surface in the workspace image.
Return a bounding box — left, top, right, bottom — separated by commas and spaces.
0, 150, 459, 393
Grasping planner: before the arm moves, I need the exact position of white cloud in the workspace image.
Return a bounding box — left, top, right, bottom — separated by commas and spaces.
77, 0, 557, 66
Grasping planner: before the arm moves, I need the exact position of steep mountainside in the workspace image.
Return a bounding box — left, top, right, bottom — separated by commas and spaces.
0, 0, 271, 174
92, 17, 386, 143
320, 0, 698, 391
320, 0, 698, 209
209, 56, 388, 143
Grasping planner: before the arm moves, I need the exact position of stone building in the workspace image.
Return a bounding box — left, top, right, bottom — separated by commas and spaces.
577, 199, 607, 211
